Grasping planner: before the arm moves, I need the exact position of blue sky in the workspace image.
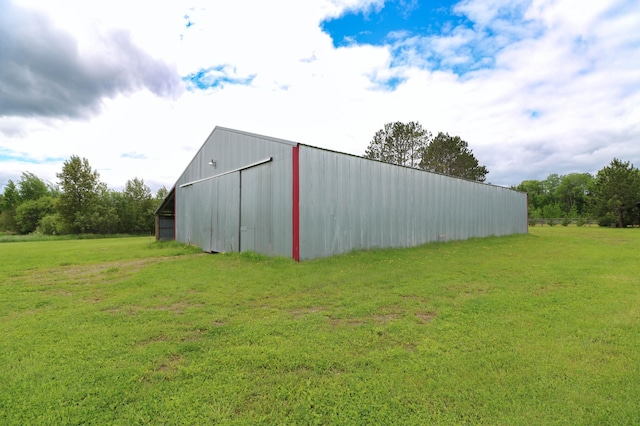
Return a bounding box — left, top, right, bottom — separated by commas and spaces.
183, 65, 256, 91
322, 0, 463, 48
321, 0, 543, 77
0, 150, 64, 165
1, 0, 639, 192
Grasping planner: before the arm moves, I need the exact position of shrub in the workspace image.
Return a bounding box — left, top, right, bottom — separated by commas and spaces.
597, 213, 618, 227
38, 213, 67, 235
15, 197, 56, 234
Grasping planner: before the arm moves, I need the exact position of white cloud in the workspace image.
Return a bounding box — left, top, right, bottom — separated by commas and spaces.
0, 0, 181, 119
454, 0, 531, 27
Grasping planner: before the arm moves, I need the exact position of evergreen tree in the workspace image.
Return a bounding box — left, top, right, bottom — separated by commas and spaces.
420, 132, 488, 182
589, 158, 640, 227
0, 180, 19, 231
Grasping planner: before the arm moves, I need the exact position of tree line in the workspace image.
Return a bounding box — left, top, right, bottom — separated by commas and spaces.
513, 159, 640, 227
0, 156, 167, 235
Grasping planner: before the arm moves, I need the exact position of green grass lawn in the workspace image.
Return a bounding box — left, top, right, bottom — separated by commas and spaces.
1, 228, 639, 424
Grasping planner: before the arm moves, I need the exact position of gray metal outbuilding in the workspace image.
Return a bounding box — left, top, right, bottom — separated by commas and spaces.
155, 126, 528, 260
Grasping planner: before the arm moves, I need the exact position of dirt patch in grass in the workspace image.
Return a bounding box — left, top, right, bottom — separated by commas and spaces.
181, 331, 204, 342
180, 324, 223, 342
447, 284, 493, 298
105, 301, 204, 316
290, 306, 327, 318
141, 354, 184, 383
157, 354, 183, 373
329, 306, 410, 326
20, 257, 176, 288
328, 317, 367, 327
415, 311, 436, 324
401, 294, 430, 304
373, 305, 404, 323
373, 313, 400, 323
135, 334, 172, 347
154, 301, 204, 314
103, 305, 140, 316
18, 256, 190, 290
532, 281, 580, 296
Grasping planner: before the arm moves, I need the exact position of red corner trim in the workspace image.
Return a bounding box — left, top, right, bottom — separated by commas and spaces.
292, 146, 300, 262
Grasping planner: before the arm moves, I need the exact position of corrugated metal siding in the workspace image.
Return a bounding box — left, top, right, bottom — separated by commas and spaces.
212, 172, 241, 253
156, 216, 174, 240
241, 163, 275, 254
298, 145, 527, 260
175, 127, 293, 256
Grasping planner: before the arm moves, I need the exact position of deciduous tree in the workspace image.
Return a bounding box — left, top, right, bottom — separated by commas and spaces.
56, 156, 103, 233
17, 172, 49, 202
122, 178, 155, 234
513, 179, 545, 219
364, 121, 431, 168
554, 173, 593, 216
15, 196, 56, 234
155, 186, 169, 201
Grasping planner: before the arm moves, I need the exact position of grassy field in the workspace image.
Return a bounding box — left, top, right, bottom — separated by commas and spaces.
1, 228, 639, 424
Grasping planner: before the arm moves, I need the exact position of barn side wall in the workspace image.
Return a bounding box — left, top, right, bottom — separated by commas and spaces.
298, 145, 528, 260
175, 128, 293, 256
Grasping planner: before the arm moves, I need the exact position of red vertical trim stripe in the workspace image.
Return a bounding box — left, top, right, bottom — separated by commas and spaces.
292, 145, 300, 262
